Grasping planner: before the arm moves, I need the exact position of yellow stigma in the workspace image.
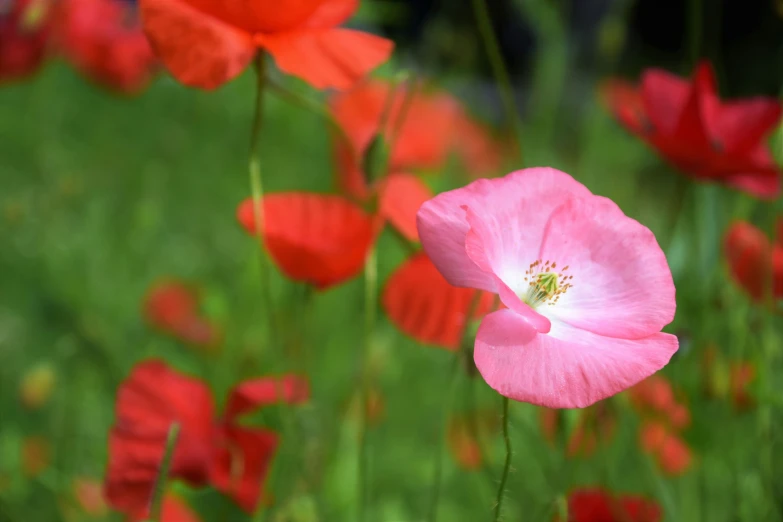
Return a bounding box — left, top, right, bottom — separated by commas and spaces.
522, 259, 573, 308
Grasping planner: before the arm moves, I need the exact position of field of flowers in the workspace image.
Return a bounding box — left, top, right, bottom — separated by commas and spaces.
2, 0, 783, 521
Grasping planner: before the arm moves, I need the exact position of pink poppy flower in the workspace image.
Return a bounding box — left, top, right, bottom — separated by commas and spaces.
417, 167, 678, 408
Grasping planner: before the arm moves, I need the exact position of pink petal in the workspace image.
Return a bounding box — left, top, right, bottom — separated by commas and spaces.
417, 167, 592, 292
537, 196, 675, 339
256, 28, 393, 90
474, 310, 679, 408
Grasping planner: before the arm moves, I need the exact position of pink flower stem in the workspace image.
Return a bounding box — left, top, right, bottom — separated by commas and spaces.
493, 396, 512, 522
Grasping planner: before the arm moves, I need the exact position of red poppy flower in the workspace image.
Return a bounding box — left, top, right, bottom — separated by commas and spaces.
628, 375, 676, 415
138, 0, 393, 90
143, 280, 220, 348
557, 488, 662, 522
21, 436, 49, 477
382, 252, 495, 349
730, 361, 756, 410
725, 220, 783, 302
0, 0, 51, 83
72, 478, 109, 517
105, 359, 309, 515
639, 420, 693, 476
236, 193, 376, 289
603, 61, 782, 198
129, 493, 201, 522
330, 80, 502, 203
539, 403, 616, 458
447, 416, 482, 470
55, 0, 156, 94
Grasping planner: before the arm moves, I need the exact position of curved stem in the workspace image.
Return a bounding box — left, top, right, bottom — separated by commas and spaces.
471, 0, 524, 164
148, 423, 180, 522
493, 396, 512, 522
266, 79, 358, 166
358, 246, 378, 521
248, 52, 276, 344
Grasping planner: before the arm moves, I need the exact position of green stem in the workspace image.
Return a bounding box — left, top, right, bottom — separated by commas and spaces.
427, 292, 483, 522
358, 246, 378, 522
471, 0, 524, 164
493, 396, 512, 522
266, 79, 358, 167
248, 52, 276, 346
148, 423, 181, 522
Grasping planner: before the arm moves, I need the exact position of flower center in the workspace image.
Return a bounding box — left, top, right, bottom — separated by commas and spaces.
522, 260, 573, 308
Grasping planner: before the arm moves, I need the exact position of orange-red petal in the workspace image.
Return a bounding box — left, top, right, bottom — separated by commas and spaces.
256, 28, 392, 90
724, 221, 772, 301
237, 193, 375, 289
377, 172, 432, 241
210, 426, 278, 514
382, 253, 494, 349
139, 0, 255, 90
129, 493, 202, 522
224, 375, 310, 421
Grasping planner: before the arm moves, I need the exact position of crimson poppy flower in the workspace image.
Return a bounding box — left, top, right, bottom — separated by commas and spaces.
143, 280, 220, 349
603, 61, 782, 198
539, 403, 617, 458
105, 359, 309, 516
331, 80, 502, 204
557, 488, 662, 522
725, 220, 783, 302
55, 0, 156, 94
0, 0, 51, 83
138, 0, 393, 90
382, 252, 495, 349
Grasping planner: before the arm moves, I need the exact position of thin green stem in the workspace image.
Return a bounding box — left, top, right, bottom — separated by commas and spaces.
148, 423, 180, 522
427, 354, 461, 522
248, 52, 276, 345
358, 246, 378, 522
493, 396, 511, 522
428, 292, 483, 522
266, 79, 358, 167
471, 0, 524, 164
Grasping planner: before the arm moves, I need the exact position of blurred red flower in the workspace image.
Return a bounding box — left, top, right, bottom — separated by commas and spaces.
382, 252, 495, 349
556, 488, 662, 522
144, 280, 220, 349
539, 403, 617, 458
105, 359, 309, 516
330, 80, 503, 208
447, 416, 482, 470
730, 361, 756, 410
129, 493, 201, 522
0, 0, 51, 83
724, 220, 783, 302
55, 0, 156, 94
603, 61, 782, 198
72, 478, 109, 516
138, 0, 393, 90
630, 375, 693, 476
21, 436, 50, 477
